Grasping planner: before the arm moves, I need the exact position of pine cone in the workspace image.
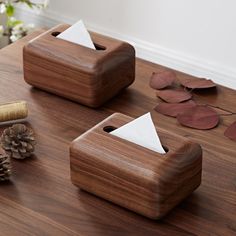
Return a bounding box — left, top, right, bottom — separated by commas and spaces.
0, 152, 11, 182
1, 124, 36, 160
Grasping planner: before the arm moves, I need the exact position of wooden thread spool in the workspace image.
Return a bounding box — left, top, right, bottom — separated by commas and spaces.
0, 101, 28, 122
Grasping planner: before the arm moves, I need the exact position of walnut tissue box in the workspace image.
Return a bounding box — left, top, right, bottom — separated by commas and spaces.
70, 113, 202, 219
23, 24, 135, 108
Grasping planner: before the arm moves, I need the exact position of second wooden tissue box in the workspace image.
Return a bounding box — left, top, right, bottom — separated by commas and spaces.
70, 113, 202, 219
23, 24, 135, 107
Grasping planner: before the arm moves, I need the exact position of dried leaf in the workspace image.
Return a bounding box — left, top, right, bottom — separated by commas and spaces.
149, 70, 176, 89
154, 100, 197, 117
181, 78, 216, 89
156, 89, 192, 103
177, 105, 220, 130
224, 121, 236, 141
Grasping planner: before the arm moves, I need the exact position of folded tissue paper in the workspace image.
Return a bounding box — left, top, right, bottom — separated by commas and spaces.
111, 112, 166, 154
57, 20, 95, 49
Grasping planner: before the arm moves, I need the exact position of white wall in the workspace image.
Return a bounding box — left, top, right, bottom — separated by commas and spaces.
16, 0, 236, 89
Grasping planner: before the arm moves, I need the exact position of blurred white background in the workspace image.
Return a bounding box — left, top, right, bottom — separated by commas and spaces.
16, 0, 236, 89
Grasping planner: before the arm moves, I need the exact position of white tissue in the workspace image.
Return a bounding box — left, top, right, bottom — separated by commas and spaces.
57, 20, 95, 50
111, 113, 166, 154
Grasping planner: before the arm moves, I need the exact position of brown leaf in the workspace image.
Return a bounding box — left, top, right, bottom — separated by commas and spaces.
154, 100, 197, 117
181, 78, 216, 89
156, 89, 192, 103
177, 105, 220, 130
224, 121, 236, 141
149, 70, 176, 89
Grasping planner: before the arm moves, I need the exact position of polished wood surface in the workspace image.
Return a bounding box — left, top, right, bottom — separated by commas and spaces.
0, 30, 235, 235
70, 113, 202, 219
23, 24, 135, 108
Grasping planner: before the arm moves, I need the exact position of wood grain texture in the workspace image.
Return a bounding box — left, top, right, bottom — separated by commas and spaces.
70, 113, 202, 219
0, 30, 235, 235
23, 24, 135, 108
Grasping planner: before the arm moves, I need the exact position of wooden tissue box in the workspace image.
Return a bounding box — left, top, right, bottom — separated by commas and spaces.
23, 24, 135, 108
70, 113, 202, 219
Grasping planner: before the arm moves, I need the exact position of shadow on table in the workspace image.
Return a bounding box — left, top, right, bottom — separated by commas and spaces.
76, 188, 202, 235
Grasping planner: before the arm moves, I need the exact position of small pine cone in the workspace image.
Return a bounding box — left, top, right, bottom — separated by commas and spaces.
0, 152, 11, 182
1, 124, 36, 160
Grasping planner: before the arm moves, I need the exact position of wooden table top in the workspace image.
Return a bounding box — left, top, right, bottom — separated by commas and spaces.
0, 30, 235, 236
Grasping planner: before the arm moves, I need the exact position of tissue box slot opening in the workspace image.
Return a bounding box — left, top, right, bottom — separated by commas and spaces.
163, 146, 169, 153
103, 126, 117, 133
51, 31, 61, 37
94, 43, 106, 51
51, 32, 106, 51
103, 126, 169, 153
